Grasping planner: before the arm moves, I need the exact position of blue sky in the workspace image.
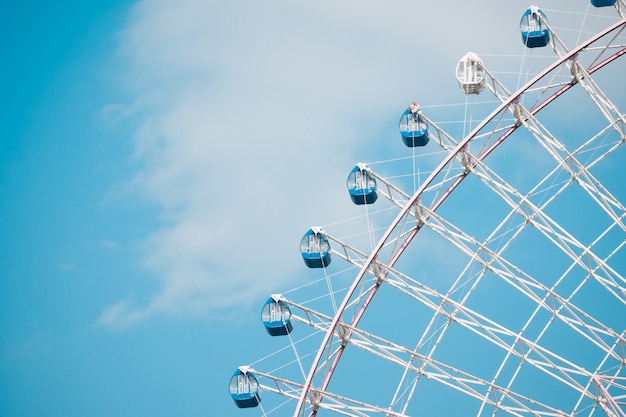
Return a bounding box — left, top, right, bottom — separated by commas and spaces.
1, 1, 624, 416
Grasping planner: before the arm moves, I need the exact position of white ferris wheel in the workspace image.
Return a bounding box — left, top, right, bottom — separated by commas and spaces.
230, 2, 626, 417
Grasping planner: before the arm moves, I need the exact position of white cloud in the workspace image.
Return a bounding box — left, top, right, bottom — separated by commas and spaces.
96, 300, 149, 329
59, 262, 76, 271
100, 240, 118, 249
98, 0, 590, 328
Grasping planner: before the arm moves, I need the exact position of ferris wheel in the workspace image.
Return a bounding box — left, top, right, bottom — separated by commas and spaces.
230, 2, 626, 417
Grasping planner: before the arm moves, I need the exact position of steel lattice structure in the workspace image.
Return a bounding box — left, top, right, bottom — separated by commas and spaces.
232, 4, 626, 417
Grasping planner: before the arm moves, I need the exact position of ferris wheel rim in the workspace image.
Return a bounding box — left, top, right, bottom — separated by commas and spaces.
292, 16, 626, 417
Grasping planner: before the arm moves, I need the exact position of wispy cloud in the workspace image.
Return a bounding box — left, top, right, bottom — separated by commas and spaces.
96, 300, 148, 329
98, 0, 564, 328
100, 239, 118, 249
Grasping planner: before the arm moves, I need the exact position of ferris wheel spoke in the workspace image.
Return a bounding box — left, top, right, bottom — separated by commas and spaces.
288, 304, 589, 417
370, 261, 613, 392
334, 159, 624, 414
570, 57, 626, 140
575, 124, 626, 174
257, 361, 412, 417
417, 355, 569, 417
460, 152, 626, 300
401, 278, 611, 386
410, 204, 626, 356
255, 371, 408, 417
465, 47, 626, 235
284, 254, 598, 415
465, 140, 626, 303
515, 99, 626, 228
592, 373, 626, 417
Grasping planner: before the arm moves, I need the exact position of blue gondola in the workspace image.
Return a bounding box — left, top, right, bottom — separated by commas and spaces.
399, 108, 429, 147
520, 6, 550, 48
229, 367, 261, 408
261, 295, 293, 336
347, 163, 378, 205
300, 227, 331, 268
456, 52, 486, 95
591, 0, 616, 6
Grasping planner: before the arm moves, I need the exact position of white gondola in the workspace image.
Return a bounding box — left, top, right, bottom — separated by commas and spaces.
456, 52, 485, 95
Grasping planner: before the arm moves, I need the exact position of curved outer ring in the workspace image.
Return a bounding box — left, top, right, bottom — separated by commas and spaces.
294, 17, 626, 417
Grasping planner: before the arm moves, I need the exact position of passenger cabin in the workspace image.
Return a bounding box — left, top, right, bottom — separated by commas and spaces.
591, 0, 616, 6
347, 163, 378, 205
261, 295, 293, 336
229, 367, 261, 408
456, 52, 486, 95
300, 227, 331, 268
520, 6, 550, 48
399, 109, 430, 147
